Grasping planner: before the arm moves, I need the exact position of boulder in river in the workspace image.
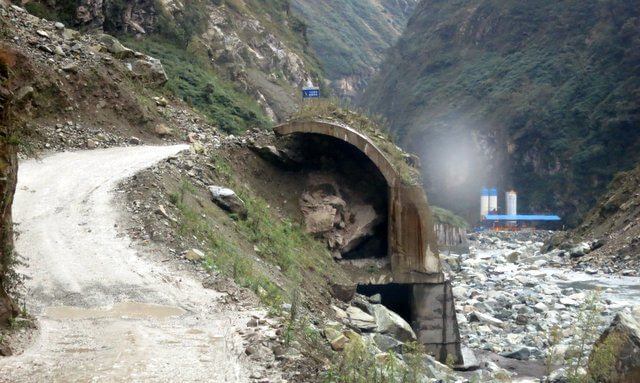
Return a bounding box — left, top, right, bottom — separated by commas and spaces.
501, 345, 539, 360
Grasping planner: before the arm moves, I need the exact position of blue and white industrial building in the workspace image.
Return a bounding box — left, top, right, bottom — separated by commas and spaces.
480, 187, 561, 229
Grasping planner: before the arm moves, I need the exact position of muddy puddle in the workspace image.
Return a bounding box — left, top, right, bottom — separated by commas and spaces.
44, 302, 186, 320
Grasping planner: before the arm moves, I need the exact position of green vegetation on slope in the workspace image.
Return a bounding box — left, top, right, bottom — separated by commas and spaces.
168, 153, 349, 311
125, 37, 270, 134
25, 0, 324, 130
170, 180, 283, 309
291, 0, 417, 94
363, 0, 640, 225
431, 206, 468, 229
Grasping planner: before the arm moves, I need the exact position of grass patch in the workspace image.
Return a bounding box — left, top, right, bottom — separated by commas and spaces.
169, 154, 342, 311
431, 206, 468, 229
169, 181, 283, 309
214, 154, 334, 278
123, 37, 270, 134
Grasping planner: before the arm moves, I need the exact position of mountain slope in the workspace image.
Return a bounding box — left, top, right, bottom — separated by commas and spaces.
362, 0, 640, 224
545, 163, 640, 273
291, 0, 417, 98
23, 0, 324, 126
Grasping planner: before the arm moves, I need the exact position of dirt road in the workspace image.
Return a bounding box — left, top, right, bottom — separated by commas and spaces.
0, 146, 256, 382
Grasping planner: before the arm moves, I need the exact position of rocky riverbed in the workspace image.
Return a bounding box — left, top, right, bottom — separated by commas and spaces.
445, 230, 640, 380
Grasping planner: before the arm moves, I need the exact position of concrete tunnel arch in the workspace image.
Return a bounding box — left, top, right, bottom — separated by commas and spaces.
274, 120, 462, 363
274, 120, 443, 284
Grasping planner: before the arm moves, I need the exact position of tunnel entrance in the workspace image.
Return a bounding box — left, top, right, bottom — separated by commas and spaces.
273, 121, 462, 364
288, 134, 389, 260
357, 284, 414, 325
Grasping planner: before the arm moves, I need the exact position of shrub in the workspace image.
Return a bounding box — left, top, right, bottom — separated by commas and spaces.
564, 291, 606, 383
124, 37, 270, 134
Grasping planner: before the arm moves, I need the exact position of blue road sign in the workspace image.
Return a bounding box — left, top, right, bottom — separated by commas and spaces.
302, 88, 320, 99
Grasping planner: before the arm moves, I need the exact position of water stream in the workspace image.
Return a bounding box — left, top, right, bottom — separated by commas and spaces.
542, 268, 640, 309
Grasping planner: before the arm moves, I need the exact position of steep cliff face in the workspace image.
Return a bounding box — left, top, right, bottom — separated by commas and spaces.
0, 47, 27, 326
291, 0, 418, 98
21, 0, 323, 123
575, 164, 640, 262
545, 163, 640, 273
362, 0, 640, 225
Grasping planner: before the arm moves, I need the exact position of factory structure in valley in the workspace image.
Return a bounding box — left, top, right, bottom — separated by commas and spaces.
479, 188, 561, 229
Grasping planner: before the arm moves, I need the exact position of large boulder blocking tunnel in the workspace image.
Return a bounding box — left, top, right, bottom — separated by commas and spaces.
274, 120, 462, 363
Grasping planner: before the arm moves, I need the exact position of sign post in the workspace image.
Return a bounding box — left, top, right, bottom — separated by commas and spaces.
302, 87, 320, 100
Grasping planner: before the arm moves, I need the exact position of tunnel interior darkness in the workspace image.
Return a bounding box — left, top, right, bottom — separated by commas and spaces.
357, 284, 414, 325
289, 134, 389, 259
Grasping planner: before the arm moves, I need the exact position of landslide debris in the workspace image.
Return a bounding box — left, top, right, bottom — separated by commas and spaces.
0, 3, 189, 152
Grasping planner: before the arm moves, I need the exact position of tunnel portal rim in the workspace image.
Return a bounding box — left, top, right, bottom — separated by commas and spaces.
274, 119, 401, 187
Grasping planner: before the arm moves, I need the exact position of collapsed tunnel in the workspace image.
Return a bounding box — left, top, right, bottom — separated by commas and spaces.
357, 284, 413, 323
285, 133, 389, 260
273, 120, 462, 363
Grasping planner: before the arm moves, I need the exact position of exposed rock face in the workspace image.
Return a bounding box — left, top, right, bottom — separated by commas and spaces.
75, 0, 159, 33
0, 48, 22, 326
195, 5, 314, 119
588, 308, 640, 383
299, 173, 383, 258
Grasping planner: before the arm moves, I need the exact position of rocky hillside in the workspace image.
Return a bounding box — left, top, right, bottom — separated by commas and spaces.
362, 0, 640, 225
545, 163, 640, 274
291, 0, 417, 99
20, 0, 324, 129
0, 47, 21, 327
0, 5, 466, 374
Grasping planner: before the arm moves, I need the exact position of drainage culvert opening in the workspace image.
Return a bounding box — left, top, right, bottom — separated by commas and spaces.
357, 283, 413, 325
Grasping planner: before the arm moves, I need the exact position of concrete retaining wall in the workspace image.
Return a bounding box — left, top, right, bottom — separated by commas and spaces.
434, 223, 469, 254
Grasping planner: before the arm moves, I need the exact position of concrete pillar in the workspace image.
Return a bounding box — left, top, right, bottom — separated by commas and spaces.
411, 281, 462, 364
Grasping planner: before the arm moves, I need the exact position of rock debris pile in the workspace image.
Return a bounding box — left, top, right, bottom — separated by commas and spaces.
299, 173, 383, 259
3, 4, 166, 84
